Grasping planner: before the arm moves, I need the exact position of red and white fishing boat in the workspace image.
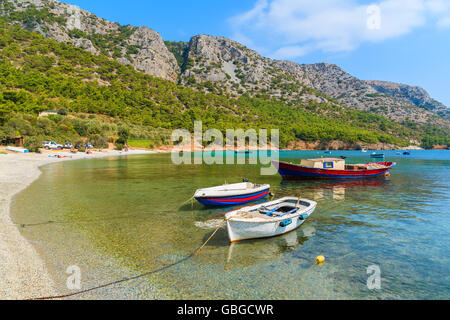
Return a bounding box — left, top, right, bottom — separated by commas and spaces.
273, 158, 396, 180
194, 181, 270, 206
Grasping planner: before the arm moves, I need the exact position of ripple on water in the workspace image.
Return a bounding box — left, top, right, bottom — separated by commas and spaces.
10, 151, 450, 299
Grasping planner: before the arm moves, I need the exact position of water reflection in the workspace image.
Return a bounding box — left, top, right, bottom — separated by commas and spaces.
277, 178, 388, 201
224, 228, 313, 270
11, 151, 450, 299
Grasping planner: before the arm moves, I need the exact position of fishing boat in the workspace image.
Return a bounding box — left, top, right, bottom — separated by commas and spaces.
370, 153, 385, 159
272, 158, 396, 180
194, 181, 270, 206
225, 197, 316, 242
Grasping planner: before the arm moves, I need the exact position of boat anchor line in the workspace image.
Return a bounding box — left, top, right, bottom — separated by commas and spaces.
27, 219, 228, 300
6, 209, 197, 229
26, 216, 370, 300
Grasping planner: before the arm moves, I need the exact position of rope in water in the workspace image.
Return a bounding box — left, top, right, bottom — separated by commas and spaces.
23, 196, 355, 299
27, 219, 227, 300
0, 208, 197, 229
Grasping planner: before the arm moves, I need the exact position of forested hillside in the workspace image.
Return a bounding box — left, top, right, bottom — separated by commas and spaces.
2, 0, 449, 130
0, 21, 449, 149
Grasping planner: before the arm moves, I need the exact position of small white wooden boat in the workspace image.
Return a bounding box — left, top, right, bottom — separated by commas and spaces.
225, 197, 317, 242
194, 182, 270, 206
6, 146, 29, 153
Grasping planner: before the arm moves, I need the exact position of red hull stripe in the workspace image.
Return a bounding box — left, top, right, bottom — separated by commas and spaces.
276, 161, 395, 177
208, 190, 270, 203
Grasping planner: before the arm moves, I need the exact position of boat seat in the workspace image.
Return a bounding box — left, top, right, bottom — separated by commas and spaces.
257, 206, 270, 214
272, 207, 299, 217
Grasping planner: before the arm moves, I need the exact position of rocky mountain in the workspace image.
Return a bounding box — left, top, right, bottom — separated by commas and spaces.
176, 35, 448, 125
366, 80, 450, 120
1, 0, 449, 128
1, 0, 180, 81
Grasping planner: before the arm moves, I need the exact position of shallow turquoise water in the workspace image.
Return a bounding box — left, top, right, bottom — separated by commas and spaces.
11, 150, 450, 299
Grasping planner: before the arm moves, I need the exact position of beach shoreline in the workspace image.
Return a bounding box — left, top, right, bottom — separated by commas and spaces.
0, 149, 157, 300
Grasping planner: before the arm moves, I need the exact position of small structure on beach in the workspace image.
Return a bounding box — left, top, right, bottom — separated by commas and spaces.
1, 136, 24, 147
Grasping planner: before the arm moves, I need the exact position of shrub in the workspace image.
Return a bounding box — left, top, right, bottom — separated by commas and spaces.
24, 136, 42, 153
115, 137, 126, 145
58, 107, 68, 116
90, 134, 108, 148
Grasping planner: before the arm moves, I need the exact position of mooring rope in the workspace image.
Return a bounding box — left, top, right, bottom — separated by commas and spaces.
194, 219, 227, 256
1, 209, 196, 229
24, 198, 356, 300
27, 219, 228, 300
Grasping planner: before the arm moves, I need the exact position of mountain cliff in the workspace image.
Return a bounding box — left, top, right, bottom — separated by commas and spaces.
1, 0, 180, 81
365, 80, 450, 120
175, 35, 448, 125
1, 0, 449, 132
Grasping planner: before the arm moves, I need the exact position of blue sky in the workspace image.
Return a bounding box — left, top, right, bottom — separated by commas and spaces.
63, 0, 450, 107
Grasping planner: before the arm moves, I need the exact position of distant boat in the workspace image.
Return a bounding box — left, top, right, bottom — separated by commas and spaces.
403, 151, 411, 155
235, 150, 251, 154
371, 153, 385, 159
361, 147, 368, 153
324, 150, 331, 154
273, 158, 396, 179
194, 181, 270, 206
225, 197, 317, 242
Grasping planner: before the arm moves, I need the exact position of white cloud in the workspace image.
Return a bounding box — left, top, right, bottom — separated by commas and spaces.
229, 0, 450, 59
437, 16, 450, 28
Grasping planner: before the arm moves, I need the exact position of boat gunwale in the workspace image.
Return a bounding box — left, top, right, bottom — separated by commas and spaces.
194, 183, 270, 199
225, 198, 317, 223
274, 160, 396, 172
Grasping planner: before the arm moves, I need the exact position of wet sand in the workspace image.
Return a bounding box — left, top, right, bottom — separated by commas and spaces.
0, 149, 155, 299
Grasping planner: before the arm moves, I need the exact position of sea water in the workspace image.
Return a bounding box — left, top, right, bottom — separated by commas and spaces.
11, 150, 450, 299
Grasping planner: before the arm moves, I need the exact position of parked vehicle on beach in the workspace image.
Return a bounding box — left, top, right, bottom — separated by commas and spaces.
63, 142, 73, 149
225, 197, 317, 242
44, 141, 63, 150
74, 142, 93, 150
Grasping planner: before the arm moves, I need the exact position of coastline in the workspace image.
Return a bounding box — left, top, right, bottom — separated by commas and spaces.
0, 149, 156, 300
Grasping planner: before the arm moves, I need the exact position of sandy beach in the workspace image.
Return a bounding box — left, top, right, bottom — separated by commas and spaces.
0, 149, 155, 300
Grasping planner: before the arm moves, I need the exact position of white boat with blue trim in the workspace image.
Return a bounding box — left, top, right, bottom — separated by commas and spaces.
225, 197, 317, 242
194, 181, 271, 206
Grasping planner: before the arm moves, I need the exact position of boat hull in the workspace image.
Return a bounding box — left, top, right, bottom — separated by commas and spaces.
226, 203, 316, 242
195, 188, 270, 206
273, 161, 395, 180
